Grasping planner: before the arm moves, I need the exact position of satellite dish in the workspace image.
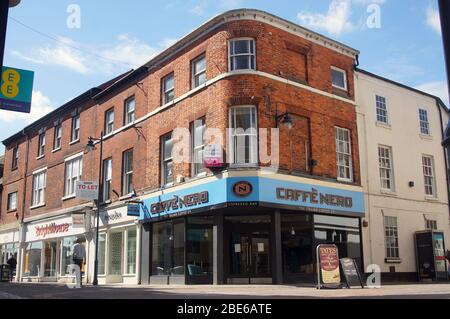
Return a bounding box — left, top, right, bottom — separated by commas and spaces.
9, 0, 21, 7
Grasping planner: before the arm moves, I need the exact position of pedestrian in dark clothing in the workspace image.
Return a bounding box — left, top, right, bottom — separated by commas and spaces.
72, 238, 86, 287
7, 254, 17, 282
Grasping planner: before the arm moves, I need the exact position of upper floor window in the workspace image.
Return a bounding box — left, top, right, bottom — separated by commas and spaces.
376, 95, 388, 124
124, 97, 135, 126
7, 192, 18, 211
161, 133, 174, 185
191, 118, 206, 176
378, 146, 394, 191
104, 108, 115, 134
162, 74, 175, 105
37, 132, 45, 157
64, 156, 82, 198
11, 146, 19, 170
53, 124, 62, 151
229, 39, 256, 71
422, 155, 436, 197
335, 127, 353, 182
229, 106, 258, 165
122, 149, 133, 195
103, 157, 112, 201
71, 115, 80, 142
32, 170, 46, 207
426, 219, 437, 230
419, 108, 430, 135
192, 54, 206, 88
331, 66, 348, 91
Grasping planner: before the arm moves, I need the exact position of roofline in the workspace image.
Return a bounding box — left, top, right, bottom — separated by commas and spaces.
356, 68, 449, 113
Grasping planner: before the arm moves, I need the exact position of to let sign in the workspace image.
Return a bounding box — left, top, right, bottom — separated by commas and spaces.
0, 66, 34, 113
75, 181, 99, 201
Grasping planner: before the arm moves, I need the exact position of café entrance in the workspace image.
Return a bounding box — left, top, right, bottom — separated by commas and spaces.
225, 215, 272, 284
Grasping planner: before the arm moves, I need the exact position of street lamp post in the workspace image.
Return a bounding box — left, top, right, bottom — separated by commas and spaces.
0, 0, 21, 69
85, 132, 104, 286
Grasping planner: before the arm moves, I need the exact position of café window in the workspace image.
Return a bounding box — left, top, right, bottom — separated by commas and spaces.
161, 132, 174, 185
186, 216, 213, 284
64, 156, 82, 197
71, 115, 80, 142
229, 38, 256, 71
7, 192, 18, 211
103, 157, 112, 201
191, 118, 206, 176
229, 106, 258, 165
152, 219, 185, 276
53, 124, 62, 151
122, 149, 133, 195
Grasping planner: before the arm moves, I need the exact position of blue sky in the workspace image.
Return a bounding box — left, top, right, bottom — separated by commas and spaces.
0, 0, 447, 153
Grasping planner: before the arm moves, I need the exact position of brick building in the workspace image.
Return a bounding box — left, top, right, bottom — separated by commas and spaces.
1, 9, 442, 286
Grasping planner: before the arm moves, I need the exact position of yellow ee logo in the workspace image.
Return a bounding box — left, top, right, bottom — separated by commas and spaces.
1, 69, 21, 99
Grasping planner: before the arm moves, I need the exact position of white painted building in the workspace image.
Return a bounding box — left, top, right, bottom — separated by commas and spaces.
356, 69, 450, 281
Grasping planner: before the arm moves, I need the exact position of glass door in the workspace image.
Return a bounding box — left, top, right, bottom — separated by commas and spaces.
109, 231, 123, 276
186, 226, 213, 284
43, 241, 57, 277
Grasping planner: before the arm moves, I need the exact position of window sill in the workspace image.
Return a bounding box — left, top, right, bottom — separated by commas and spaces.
103, 132, 114, 139
11, 167, 18, 172
62, 195, 76, 201
380, 190, 397, 197
229, 164, 259, 169
52, 148, 61, 153
425, 196, 439, 202
7, 209, 17, 214
337, 177, 353, 183
375, 121, 391, 129
332, 84, 348, 92
419, 134, 433, 140
119, 194, 134, 201
385, 258, 402, 264
36, 155, 45, 160
30, 203, 46, 210
69, 139, 80, 146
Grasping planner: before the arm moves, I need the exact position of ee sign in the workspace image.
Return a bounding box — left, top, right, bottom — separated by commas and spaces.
75, 181, 99, 201
0, 66, 34, 114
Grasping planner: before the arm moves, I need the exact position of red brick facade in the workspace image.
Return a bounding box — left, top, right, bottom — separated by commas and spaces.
1, 12, 360, 225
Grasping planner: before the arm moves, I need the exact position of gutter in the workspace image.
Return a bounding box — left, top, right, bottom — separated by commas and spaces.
436, 99, 450, 221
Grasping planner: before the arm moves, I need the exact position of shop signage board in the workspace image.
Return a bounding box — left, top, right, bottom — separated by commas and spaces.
0, 230, 19, 245
0, 66, 34, 113
25, 215, 86, 242
138, 176, 365, 221
101, 206, 137, 227
75, 181, 99, 201
316, 244, 342, 289
339, 258, 364, 288
72, 214, 85, 228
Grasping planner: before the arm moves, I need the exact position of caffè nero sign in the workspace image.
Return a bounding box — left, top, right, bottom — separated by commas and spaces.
276, 187, 353, 209
151, 191, 209, 214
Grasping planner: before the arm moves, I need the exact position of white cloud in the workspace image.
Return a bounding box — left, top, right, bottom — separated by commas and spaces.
0, 91, 54, 124
12, 34, 169, 75
426, 6, 441, 34
158, 38, 178, 49
416, 81, 449, 106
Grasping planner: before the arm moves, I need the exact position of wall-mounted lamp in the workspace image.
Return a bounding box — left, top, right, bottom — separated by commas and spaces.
275, 111, 293, 129
291, 227, 296, 236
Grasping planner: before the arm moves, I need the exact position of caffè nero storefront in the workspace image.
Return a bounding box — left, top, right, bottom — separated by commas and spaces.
136, 172, 365, 285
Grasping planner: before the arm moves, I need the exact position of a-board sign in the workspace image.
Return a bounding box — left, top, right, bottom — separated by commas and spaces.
339, 258, 364, 288
316, 244, 341, 289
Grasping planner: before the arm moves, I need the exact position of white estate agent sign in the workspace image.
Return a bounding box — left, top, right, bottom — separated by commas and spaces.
76, 181, 99, 201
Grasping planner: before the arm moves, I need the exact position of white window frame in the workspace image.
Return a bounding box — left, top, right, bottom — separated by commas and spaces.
103, 157, 112, 202
105, 108, 115, 134
331, 66, 348, 91
71, 115, 80, 142
384, 216, 400, 259
124, 97, 135, 126
32, 170, 47, 207
422, 155, 436, 197
64, 156, 83, 198
7, 192, 18, 211
418, 108, 430, 136
162, 74, 175, 105
426, 219, 437, 230
12, 146, 19, 170
229, 106, 258, 167
191, 54, 207, 89
122, 149, 133, 196
161, 133, 174, 185
37, 132, 45, 157
375, 95, 389, 124
335, 127, 353, 182
53, 124, 62, 151
228, 38, 256, 71
378, 145, 395, 192
191, 118, 206, 176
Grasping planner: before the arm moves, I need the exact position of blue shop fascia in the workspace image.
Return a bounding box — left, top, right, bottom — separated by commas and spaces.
130, 172, 365, 285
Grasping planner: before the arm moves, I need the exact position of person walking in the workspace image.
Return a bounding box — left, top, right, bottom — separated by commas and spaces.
72, 238, 86, 287
6, 253, 17, 282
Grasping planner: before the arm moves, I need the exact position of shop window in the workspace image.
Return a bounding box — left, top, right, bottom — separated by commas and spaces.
229, 106, 258, 166
25, 242, 42, 277
191, 118, 206, 176
1, 243, 17, 264
98, 233, 106, 275
109, 231, 123, 275
126, 228, 137, 274
44, 241, 58, 277
64, 156, 82, 198
60, 236, 85, 276
186, 217, 213, 283
229, 38, 256, 71
152, 219, 185, 276
161, 133, 174, 185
